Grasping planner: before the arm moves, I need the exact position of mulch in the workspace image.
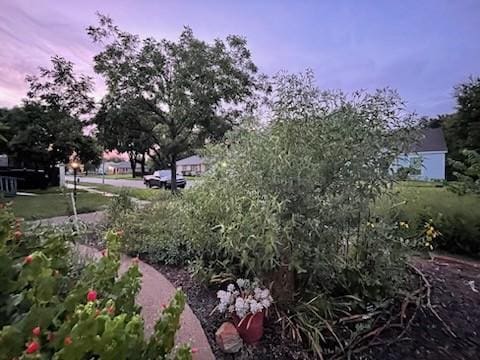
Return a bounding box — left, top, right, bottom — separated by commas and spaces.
156, 265, 310, 360
157, 255, 480, 360
368, 255, 480, 360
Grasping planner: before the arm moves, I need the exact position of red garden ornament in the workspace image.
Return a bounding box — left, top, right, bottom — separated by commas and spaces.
232, 311, 265, 344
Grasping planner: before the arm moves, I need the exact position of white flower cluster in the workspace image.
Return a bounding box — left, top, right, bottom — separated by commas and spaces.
216, 278, 273, 319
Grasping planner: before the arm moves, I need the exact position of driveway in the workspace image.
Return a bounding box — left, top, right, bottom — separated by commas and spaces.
66, 176, 197, 189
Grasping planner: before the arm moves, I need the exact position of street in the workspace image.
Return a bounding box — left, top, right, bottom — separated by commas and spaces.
66, 176, 197, 189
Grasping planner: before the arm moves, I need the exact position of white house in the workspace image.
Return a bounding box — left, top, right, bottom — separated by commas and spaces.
392, 127, 448, 180
176, 155, 206, 176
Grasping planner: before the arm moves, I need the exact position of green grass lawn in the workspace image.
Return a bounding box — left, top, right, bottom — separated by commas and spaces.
3, 188, 111, 220
374, 180, 480, 255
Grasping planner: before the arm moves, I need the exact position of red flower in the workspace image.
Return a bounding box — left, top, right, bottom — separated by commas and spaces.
26, 341, 40, 354
14, 230, 22, 240
87, 290, 97, 302
64, 336, 73, 346
24, 255, 33, 264
32, 326, 41, 337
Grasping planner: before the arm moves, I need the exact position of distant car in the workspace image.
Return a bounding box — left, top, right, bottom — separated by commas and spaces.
143, 170, 186, 189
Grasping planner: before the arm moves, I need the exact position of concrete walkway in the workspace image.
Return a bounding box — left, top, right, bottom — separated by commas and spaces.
78, 245, 214, 360
30, 211, 106, 227
65, 183, 151, 207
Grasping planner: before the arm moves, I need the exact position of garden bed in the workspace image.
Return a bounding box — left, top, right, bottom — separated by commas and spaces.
156, 265, 310, 360
368, 256, 480, 360
156, 257, 480, 360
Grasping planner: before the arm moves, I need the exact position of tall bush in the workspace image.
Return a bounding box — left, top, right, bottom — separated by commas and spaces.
176, 72, 418, 355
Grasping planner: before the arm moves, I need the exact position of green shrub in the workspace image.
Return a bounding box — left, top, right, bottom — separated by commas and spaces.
374, 182, 480, 256
173, 73, 418, 356
107, 188, 136, 224
0, 206, 191, 359
448, 149, 480, 195
110, 196, 195, 266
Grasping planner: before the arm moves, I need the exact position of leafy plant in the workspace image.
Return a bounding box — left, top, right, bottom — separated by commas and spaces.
449, 149, 480, 195
0, 206, 191, 359
109, 197, 195, 266
173, 72, 418, 355
374, 181, 480, 256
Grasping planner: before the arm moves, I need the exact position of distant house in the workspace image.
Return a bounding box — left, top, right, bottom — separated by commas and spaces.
392, 127, 448, 180
97, 161, 141, 175
176, 155, 206, 176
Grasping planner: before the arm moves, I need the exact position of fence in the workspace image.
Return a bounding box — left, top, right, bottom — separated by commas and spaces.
0, 176, 17, 197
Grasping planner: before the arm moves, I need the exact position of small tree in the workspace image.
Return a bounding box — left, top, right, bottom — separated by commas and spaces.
87, 14, 259, 190
449, 149, 480, 194
0, 57, 100, 176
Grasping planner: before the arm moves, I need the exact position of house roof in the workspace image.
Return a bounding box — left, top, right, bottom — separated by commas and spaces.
176, 155, 204, 166
411, 127, 448, 153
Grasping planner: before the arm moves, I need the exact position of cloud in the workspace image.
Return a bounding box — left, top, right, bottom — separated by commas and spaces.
0, 1, 102, 107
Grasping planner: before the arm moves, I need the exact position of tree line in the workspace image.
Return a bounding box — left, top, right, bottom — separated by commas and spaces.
0, 14, 261, 190
0, 13, 478, 189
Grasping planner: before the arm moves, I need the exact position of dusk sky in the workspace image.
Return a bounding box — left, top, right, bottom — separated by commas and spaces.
1, 0, 479, 117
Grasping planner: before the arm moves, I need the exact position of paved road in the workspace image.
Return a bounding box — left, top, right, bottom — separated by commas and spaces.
66, 176, 197, 189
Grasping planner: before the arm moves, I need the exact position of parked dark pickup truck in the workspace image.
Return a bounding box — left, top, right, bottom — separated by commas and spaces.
143, 170, 186, 189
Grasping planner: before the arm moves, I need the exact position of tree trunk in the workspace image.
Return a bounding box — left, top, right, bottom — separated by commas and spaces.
170, 153, 177, 192
128, 152, 136, 178
140, 153, 146, 176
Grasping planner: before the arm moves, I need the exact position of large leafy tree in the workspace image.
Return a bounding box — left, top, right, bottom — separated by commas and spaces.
94, 100, 154, 177
438, 76, 480, 177
87, 14, 259, 189
0, 57, 100, 175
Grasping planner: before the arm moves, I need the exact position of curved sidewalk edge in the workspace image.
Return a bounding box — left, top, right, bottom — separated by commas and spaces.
78, 244, 215, 360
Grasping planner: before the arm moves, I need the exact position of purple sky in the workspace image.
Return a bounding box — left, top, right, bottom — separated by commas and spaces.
1, 0, 479, 116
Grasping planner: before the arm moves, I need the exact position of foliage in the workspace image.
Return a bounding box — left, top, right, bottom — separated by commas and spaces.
93, 101, 153, 177
448, 149, 480, 194
157, 72, 419, 355
395, 166, 415, 181
0, 206, 191, 359
437, 76, 480, 178
0, 57, 100, 172
107, 188, 136, 224
374, 181, 480, 256
87, 14, 261, 190
108, 197, 194, 266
